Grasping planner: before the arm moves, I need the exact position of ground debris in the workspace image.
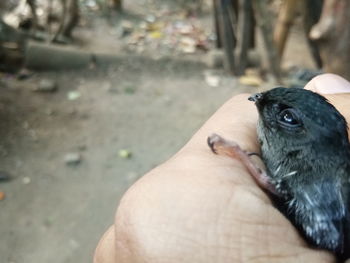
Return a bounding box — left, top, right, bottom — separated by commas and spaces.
35, 79, 57, 92
64, 153, 82, 166
204, 71, 220, 87
22, 176, 31, 185
239, 69, 263, 87
239, 75, 262, 87
123, 10, 213, 55
0, 191, 5, 201
118, 149, 132, 159
67, 91, 81, 100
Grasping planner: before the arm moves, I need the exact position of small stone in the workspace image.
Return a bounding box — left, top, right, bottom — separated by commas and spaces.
36, 79, 57, 92
22, 176, 31, 184
0, 192, 5, 201
145, 14, 156, 23
204, 73, 220, 87
64, 153, 82, 165
67, 91, 81, 100
179, 37, 196, 53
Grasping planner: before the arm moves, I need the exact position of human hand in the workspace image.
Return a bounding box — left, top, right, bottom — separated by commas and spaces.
94, 73, 350, 263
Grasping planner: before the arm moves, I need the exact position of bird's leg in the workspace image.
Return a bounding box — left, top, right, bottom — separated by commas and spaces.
207, 133, 279, 196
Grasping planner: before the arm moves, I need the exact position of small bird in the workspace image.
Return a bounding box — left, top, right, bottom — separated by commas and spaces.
208, 87, 350, 259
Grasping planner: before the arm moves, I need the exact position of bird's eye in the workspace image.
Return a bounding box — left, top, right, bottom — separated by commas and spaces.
278, 109, 301, 127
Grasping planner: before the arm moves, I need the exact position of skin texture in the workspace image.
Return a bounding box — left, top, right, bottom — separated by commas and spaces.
94, 74, 350, 263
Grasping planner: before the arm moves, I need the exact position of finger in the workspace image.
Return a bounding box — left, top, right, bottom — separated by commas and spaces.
94, 226, 116, 263
304, 74, 350, 128
305, 73, 350, 94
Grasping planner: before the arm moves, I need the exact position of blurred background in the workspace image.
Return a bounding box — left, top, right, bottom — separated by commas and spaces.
0, 0, 347, 262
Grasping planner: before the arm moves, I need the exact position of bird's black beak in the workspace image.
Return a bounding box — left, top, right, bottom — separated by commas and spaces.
248, 93, 263, 102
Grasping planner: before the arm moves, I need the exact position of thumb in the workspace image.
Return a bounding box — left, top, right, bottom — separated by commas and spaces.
305, 73, 350, 94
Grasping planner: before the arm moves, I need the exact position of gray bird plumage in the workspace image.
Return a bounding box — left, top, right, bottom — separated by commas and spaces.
249, 87, 350, 259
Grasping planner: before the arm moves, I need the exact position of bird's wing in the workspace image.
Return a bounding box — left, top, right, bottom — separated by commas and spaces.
290, 178, 346, 253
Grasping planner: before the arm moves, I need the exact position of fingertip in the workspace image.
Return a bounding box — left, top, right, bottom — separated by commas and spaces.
305, 73, 350, 94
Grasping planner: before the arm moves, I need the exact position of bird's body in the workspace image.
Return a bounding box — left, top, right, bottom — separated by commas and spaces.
250, 87, 350, 258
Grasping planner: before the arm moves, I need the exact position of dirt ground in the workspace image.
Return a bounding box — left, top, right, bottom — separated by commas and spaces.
0, 1, 315, 263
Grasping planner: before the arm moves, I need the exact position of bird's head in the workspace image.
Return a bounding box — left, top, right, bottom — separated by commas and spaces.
249, 87, 349, 154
